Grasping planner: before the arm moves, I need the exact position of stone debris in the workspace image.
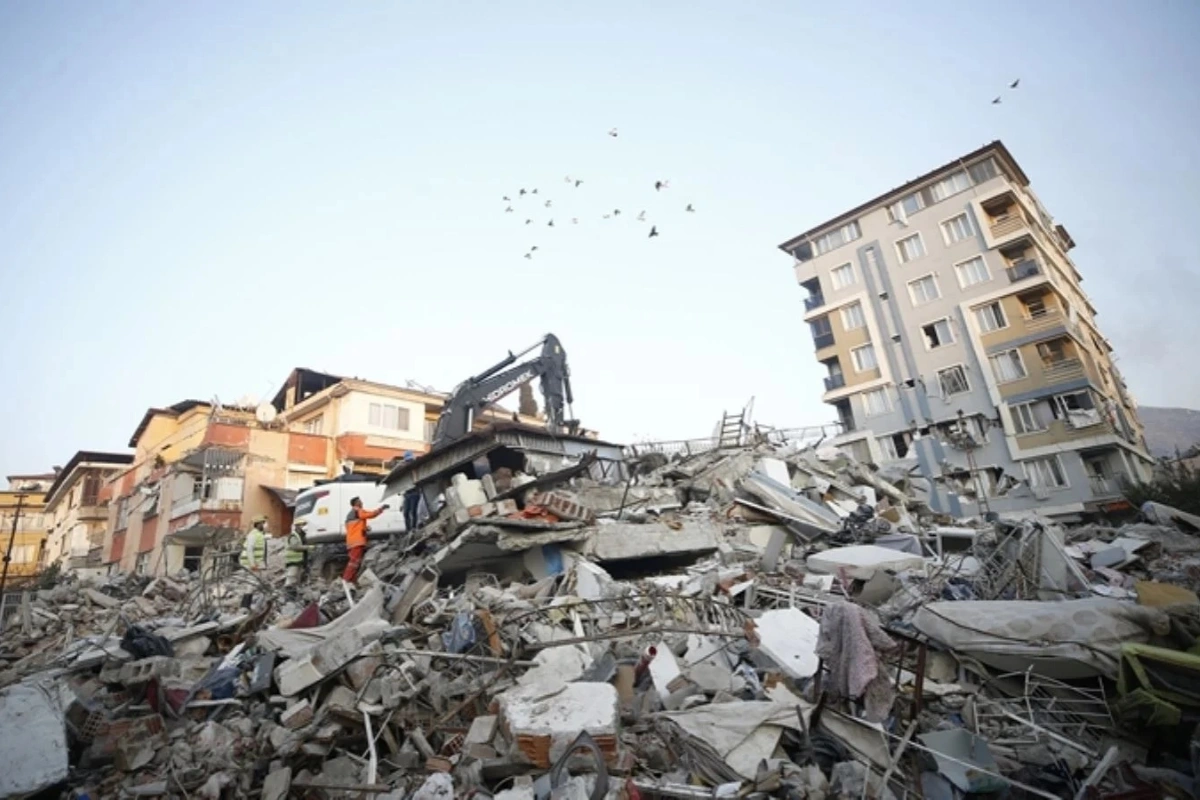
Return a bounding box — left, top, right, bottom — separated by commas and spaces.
5, 426, 1200, 798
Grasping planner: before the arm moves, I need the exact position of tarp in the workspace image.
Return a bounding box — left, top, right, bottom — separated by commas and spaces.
261, 485, 298, 508
661, 701, 808, 779
912, 598, 1170, 679
256, 586, 388, 658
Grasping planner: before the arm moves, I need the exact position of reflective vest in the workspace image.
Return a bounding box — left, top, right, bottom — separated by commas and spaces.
345, 507, 382, 548
239, 528, 267, 568
284, 531, 309, 565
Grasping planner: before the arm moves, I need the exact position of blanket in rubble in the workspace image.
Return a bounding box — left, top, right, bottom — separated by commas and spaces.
815, 601, 898, 722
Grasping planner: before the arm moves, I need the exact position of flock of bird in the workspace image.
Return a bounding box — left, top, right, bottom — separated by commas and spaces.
992, 78, 1020, 105
502, 127, 697, 260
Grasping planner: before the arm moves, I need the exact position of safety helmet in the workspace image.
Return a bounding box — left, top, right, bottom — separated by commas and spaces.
293, 519, 307, 529
251, 515, 269, 526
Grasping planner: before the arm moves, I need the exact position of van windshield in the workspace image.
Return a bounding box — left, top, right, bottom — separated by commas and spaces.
294, 493, 320, 517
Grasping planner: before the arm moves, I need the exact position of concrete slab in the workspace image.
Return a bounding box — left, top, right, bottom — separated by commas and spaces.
750, 607, 821, 679
498, 681, 619, 767
587, 520, 719, 563
807, 545, 927, 580
0, 683, 69, 797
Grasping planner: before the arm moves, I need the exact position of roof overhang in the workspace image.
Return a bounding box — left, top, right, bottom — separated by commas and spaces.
44, 451, 134, 508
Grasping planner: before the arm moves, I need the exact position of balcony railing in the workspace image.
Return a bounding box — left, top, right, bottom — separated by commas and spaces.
1042, 357, 1085, 383
990, 214, 1027, 239
824, 374, 846, 391
804, 294, 826, 312
1006, 259, 1042, 282
813, 332, 835, 350
1088, 476, 1119, 498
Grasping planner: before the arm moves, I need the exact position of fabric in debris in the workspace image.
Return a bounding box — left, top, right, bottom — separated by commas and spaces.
814, 601, 897, 721
442, 611, 478, 654
120, 625, 174, 659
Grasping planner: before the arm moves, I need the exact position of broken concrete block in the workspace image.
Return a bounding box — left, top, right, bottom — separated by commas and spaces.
749, 607, 821, 679
451, 474, 488, 507
481, 473, 497, 500
118, 656, 180, 684
322, 685, 359, 718
261, 766, 292, 800
411, 772, 455, 800
0, 684, 69, 797
274, 625, 370, 696
588, 521, 720, 563
85, 588, 121, 609
281, 699, 314, 730
345, 640, 384, 690
495, 498, 519, 515
465, 714, 498, 746
807, 544, 926, 580
499, 681, 620, 768
530, 491, 595, 523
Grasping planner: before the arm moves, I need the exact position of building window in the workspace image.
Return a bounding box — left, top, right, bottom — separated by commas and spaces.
1022, 293, 1051, 318
907, 274, 939, 306
937, 365, 970, 396
11, 545, 36, 564
814, 221, 861, 255
989, 349, 1027, 383
135, 552, 151, 575
1024, 456, 1067, 491
888, 193, 925, 222
424, 419, 438, 442
840, 302, 866, 331
851, 344, 878, 373
930, 171, 971, 202
922, 318, 954, 350
895, 233, 926, 264
369, 403, 410, 431
116, 498, 130, 530
975, 301, 1007, 332
862, 388, 890, 416
1052, 391, 1102, 428
954, 256, 990, 288
1010, 401, 1047, 435
941, 213, 973, 245
82, 475, 101, 506
303, 415, 324, 435
968, 158, 999, 184
1037, 339, 1069, 367
830, 262, 856, 290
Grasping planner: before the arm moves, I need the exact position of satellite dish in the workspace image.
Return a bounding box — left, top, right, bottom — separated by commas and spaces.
255, 403, 278, 424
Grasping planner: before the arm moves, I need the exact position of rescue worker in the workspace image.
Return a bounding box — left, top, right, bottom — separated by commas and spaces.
284, 519, 313, 589
401, 452, 421, 532
343, 497, 388, 586
239, 515, 269, 572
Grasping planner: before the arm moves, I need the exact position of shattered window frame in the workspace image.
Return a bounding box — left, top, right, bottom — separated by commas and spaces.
922, 318, 955, 350
937, 365, 970, 397
1010, 401, 1048, 435
1024, 454, 1068, 491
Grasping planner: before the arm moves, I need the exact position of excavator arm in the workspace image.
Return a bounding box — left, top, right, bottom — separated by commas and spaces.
431, 334, 575, 448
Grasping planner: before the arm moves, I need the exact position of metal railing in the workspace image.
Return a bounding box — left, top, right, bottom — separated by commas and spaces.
812, 332, 835, 350
1088, 476, 1118, 497
991, 214, 1027, 238
804, 294, 826, 312
824, 374, 846, 391
1042, 357, 1084, 382
624, 423, 844, 460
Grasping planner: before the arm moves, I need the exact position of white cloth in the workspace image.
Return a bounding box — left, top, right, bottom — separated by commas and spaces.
815, 602, 897, 721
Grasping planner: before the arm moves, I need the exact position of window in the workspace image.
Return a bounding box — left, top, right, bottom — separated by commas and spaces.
922, 318, 954, 349
937, 365, 970, 396
810, 316, 833, 348
1010, 402, 1047, 435
369, 402, 410, 431
82, 475, 101, 506
11, 545, 36, 564
1025, 456, 1067, 491
896, 233, 926, 264
851, 344, 878, 372
303, 415, 324, 435
968, 158, 999, 184
1021, 293, 1050, 318
814, 221, 861, 255
989, 349, 1027, 383
1037, 339, 1069, 366
862, 388, 890, 416
888, 193, 925, 222
941, 213, 973, 245
907, 274, 939, 306
840, 302, 866, 330
830, 262, 856, 290
975, 301, 1007, 332
116, 498, 130, 530
424, 419, 438, 442
955, 256, 990, 288
930, 171, 971, 202
878, 435, 899, 461
135, 552, 150, 576
1052, 391, 1102, 428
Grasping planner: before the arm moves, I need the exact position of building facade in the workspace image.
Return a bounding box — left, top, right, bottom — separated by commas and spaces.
780, 141, 1153, 518
0, 473, 56, 587
43, 451, 132, 578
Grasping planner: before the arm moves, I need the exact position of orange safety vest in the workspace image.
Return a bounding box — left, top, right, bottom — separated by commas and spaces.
345, 507, 382, 548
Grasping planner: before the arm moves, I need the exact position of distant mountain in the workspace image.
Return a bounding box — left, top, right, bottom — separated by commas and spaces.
1138, 406, 1200, 458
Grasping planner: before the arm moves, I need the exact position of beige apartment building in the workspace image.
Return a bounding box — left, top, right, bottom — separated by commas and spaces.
779, 141, 1153, 518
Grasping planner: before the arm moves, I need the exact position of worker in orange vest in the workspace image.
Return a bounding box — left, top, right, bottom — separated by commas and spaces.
342, 496, 388, 585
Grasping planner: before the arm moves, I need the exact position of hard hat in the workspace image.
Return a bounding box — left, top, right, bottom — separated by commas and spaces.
251, 515, 268, 525
293, 519, 307, 529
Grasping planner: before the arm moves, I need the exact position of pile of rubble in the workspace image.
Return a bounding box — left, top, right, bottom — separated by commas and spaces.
5, 434, 1200, 799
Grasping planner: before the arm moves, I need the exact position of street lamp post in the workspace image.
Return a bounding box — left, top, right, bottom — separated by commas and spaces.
0, 491, 30, 634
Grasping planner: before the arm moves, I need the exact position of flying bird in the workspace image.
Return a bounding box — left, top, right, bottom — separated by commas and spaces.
525, 219, 532, 225
571, 218, 579, 225
991, 97, 1001, 105
648, 226, 659, 238
574, 179, 583, 187
544, 200, 552, 208
603, 214, 612, 220
637, 211, 646, 222
548, 219, 554, 227
502, 196, 511, 202
608, 128, 618, 137
505, 206, 513, 213
1010, 78, 1020, 89
531, 246, 538, 251
654, 180, 670, 191
524, 253, 532, 260
613, 209, 621, 216
564, 176, 573, 184
685, 204, 695, 213
532, 188, 539, 195
519, 189, 527, 196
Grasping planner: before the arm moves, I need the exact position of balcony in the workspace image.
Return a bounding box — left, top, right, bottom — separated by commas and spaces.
77, 504, 107, 521
824, 374, 846, 391
804, 294, 826, 312
990, 214, 1028, 239
813, 332, 835, 350
1042, 357, 1085, 384
1006, 259, 1042, 282
1088, 475, 1120, 498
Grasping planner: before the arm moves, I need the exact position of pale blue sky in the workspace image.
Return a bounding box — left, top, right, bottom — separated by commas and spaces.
2, 1, 1198, 476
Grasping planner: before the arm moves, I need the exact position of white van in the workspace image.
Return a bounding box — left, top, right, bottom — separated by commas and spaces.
292, 475, 406, 544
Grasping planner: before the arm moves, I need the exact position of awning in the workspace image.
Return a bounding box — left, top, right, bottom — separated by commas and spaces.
261, 486, 298, 508
163, 524, 241, 547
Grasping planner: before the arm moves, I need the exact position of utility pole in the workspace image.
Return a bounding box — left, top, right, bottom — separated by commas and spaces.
0, 491, 29, 634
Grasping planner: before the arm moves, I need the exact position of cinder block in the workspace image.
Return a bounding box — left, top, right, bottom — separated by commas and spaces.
465, 714, 498, 746
531, 492, 595, 523
280, 699, 313, 730
494, 499, 519, 515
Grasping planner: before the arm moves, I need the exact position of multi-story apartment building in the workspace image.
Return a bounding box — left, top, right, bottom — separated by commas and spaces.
779, 141, 1153, 518
0, 473, 56, 587
43, 451, 132, 577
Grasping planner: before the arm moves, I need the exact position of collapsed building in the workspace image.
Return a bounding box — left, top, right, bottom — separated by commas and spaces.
3, 421, 1200, 799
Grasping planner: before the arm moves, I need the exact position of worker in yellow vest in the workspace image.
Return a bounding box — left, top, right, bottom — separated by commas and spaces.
284, 519, 313, 588
239, 515, 268, 572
